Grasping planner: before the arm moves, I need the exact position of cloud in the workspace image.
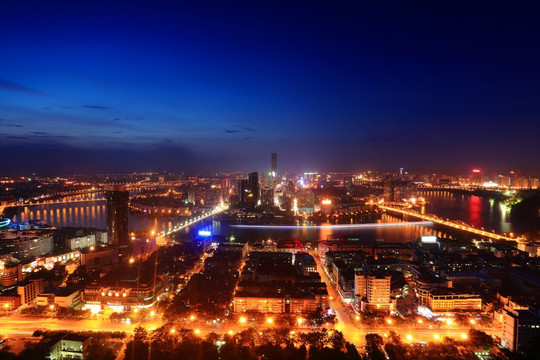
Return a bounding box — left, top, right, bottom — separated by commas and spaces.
0, 78, 43, 94
82, 105, 110, 110
225, 126, 257, 134
5, 124, 24, 128
0, 140, 201, 175
32, 131, 49, 135
112, 117, 145, 122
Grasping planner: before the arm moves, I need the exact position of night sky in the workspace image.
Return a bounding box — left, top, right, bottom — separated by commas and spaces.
1, 1, 539, 175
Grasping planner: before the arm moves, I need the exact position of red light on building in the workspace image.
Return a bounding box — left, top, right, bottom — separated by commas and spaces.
472, 169, 481, 173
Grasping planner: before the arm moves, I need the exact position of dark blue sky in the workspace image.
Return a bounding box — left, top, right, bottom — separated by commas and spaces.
1, 1, 539, 175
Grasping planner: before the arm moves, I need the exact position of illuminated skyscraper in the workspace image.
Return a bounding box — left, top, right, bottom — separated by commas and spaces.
237, 179, 249, 203
248, 172, 259, 203
271, 153, 277, 176
105, 185, 129, 247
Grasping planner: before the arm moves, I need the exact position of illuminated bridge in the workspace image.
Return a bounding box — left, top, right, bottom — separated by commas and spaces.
154, 204, 227, 244
378, 204, 523, 243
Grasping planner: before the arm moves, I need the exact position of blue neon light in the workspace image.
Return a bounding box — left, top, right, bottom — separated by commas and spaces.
198, 230, 212, 237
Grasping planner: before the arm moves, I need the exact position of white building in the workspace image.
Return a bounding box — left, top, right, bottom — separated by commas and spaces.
355, 271, 395, 312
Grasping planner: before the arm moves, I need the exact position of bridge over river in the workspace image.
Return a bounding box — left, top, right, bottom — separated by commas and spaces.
379, 204, 523, 243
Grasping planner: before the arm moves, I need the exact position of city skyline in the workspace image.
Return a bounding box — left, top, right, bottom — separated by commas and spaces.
1, 1, 540, 174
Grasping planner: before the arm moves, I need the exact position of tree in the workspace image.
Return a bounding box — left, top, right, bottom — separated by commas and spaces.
0, 336, 16, 360
467, 329, 495, 350
364, 334, 385, 360
86, 338, 115, 360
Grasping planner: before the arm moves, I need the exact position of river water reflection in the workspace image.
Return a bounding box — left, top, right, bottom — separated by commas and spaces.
8, 190, 516, 242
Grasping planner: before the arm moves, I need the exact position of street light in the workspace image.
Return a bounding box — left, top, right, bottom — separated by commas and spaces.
4, 303, 8, 316
239, 317, 246, 324
266, 317, 273, 324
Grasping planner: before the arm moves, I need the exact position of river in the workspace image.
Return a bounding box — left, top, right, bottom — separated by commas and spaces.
6, 190, 517, 243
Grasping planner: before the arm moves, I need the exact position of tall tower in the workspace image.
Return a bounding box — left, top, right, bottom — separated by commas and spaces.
248, 172, 259, 203
105, 185, 129, 247
271, 153, 277, 176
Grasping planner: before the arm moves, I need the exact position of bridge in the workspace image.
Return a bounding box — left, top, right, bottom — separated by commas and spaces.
154, 204, 227, 244
378, 204, 523, 243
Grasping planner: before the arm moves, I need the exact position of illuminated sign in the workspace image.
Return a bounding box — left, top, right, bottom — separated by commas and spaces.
321, 199, 331, 205
421, 235, 437, 243
472, 169, 481, 173
198, 230, 212, 237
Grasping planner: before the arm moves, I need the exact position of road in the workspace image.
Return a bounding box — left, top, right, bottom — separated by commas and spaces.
0, 316, 142, 336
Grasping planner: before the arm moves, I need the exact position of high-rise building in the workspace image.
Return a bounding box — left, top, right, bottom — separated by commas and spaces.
261, 185, 274, 206
383, 180, 417, 202
105, 185, 129, 247
271, 153, 277, 176
248, 172, 259, 203
355, 271, 395, 312
502, 305, 540, 352
237, 179, 249, 203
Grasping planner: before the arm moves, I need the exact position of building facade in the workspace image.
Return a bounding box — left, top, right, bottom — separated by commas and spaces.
355, 271, 395, 312
502, 306, 540, 352
105, 185, 130, 247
